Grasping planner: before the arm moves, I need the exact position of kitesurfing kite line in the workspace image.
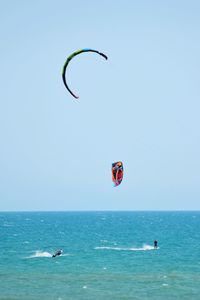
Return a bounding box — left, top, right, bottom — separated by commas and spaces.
112, 161, 124, 187
62, 49, 108, 99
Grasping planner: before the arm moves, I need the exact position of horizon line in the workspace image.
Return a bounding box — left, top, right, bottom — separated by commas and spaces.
1, 210, 200, 213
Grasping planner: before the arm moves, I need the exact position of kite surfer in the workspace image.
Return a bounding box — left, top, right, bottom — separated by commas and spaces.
52, 249, 63, 258
154, 240, 158, 249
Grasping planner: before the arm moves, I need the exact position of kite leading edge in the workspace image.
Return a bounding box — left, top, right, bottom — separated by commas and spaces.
62, 48, 108, 99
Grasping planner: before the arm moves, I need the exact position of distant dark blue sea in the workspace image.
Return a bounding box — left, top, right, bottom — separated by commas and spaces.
1, 211, 200, 299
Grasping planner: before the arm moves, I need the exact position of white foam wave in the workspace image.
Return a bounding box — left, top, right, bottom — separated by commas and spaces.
27, 250, 68, 259
28, 251, 52, 258
95, 244, 158, 251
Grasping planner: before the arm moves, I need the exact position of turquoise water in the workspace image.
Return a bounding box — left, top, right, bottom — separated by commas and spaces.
1, 211, 200, 299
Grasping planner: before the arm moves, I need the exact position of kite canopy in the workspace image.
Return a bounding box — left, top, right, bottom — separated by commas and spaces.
62, 48, 108, 99
112, 161, 123, 187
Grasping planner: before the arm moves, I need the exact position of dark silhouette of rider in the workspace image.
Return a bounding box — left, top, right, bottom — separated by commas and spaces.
52, 249, 62, 258
154, 240, 158, 249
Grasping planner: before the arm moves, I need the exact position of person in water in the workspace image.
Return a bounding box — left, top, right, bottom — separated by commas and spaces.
52, 249, 62, 258
154, 240, 158, 249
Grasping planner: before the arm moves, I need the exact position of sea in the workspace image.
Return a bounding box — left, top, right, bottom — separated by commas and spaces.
0, 211, 200, 300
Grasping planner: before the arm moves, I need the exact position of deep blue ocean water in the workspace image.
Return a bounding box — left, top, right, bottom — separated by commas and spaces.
1, 211, 200, 300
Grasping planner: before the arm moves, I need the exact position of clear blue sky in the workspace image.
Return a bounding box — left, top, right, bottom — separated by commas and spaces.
1, 0, 200, 211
